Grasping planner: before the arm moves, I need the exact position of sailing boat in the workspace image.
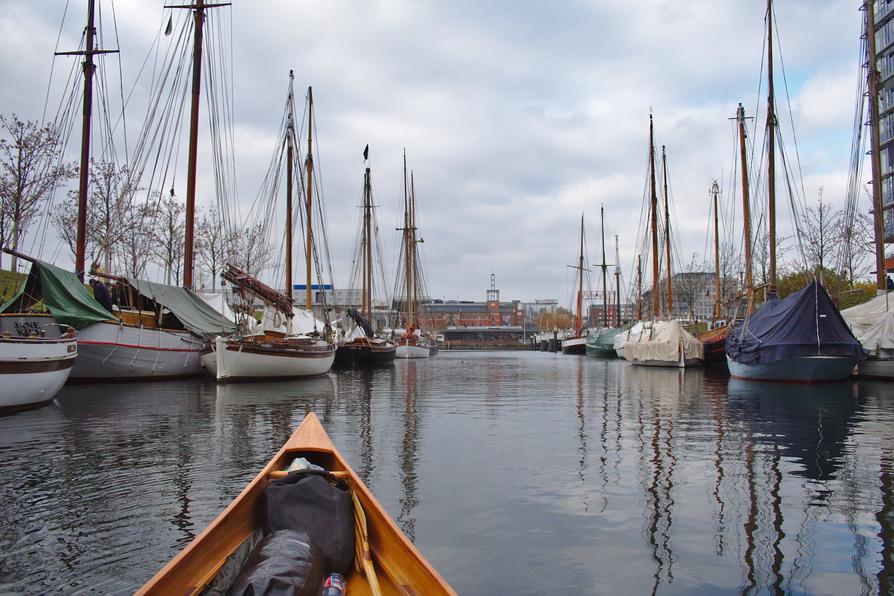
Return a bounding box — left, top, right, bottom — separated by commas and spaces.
395, 155, 433, 359
725, 0, 863, 381
625, 118, 703, 368
0, 1, 236, 381
699, 180, 730, 364
202, 79, 336, 380
841, 0, 894, 380
335, 147, 397, 366
586, 208, 622, 356
561, 215, 589, 355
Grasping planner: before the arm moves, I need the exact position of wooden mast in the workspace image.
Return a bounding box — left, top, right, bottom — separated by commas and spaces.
401, 151, 411, 331
711, 180, 722, 322
304, 87, 314, 311
600, 205, 608, 328
661, 145, 673, 316
166, 0, 228, 289
56, 0, 116, 280
183, 0, 205, 290
867, 0, 888, 293
285, 71, 294, 309
737, 103, 755, 314
410, 172, 418, 328
766, 0, 777, 297
636, 254, 643, 320
363, 162, 373, 323
649, 115, 660, 319
614, 234, 622, 327
576, 215, 585, 338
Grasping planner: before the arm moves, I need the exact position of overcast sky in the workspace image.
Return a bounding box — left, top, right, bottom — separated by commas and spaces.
0, 1, 866, 306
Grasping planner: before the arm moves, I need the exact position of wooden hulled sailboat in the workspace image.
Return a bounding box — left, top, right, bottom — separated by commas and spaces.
841, 0, 894, 380
0, 1, 236, 381
699, 180, 730, 364
335, 148, 397, 366
626, 117, 703, 368
395, 156, 433, 359
203, 79, 336, 380
725, 0, 863, 381
562, 215, 589, 355
586, 208, 622, 356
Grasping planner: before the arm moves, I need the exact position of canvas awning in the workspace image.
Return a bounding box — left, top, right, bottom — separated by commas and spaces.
0, 260, 116, 329
127, 277, 237, 339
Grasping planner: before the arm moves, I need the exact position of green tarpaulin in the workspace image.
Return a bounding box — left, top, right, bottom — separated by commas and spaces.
126, 277, 236, 339
0, 260, 116, 329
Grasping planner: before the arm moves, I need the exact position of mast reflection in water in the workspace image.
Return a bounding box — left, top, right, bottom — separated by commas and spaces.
3, 353, 894, 593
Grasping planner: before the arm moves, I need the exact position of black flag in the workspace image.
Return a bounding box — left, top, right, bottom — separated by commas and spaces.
363, 144, 369, 161
165, 15, 173, 36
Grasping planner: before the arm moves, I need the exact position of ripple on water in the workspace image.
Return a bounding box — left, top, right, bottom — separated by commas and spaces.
1, 354, 894, 593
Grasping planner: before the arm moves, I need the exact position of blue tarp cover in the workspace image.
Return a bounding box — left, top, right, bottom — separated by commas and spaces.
726, 280, 865, 365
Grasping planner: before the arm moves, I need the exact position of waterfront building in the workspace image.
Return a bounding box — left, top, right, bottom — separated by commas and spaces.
871, 0, 894, 239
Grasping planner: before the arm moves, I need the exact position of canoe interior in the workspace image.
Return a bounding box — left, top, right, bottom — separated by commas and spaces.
138, 413, 453, 596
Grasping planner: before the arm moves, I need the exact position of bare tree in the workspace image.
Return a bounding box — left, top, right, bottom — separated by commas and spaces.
0, 114, 75, 269
86, 160, 139, 272
120, 198, 157, 278
52, 195, 94, 263
801, 188, 841, 278
839, 205, 874, 284
196, 206, 235, 290
232, 222, 273, 278
152, 192, 185, 285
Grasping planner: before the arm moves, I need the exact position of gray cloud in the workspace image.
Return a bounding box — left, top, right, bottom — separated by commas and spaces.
0, 0, 863, 304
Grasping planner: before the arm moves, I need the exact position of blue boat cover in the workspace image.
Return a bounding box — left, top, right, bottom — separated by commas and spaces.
726, 280, 865, 365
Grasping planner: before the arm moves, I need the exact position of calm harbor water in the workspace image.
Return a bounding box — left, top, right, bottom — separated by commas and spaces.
1, 351, 894, 594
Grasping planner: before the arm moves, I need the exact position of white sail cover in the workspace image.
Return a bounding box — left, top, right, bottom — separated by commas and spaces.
259, 306, 327, 336
841, 292, 894, 355
625, 320, 703, 363
614, 321, 644, 353
197, 291, 235, 323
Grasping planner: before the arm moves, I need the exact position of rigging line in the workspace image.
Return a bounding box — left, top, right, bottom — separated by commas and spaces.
772, 4, 810, 221
110, 0, 128, 163
43, 0, 72, 123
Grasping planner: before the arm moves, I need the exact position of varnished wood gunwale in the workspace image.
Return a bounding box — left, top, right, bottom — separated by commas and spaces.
137, 412, 454, 596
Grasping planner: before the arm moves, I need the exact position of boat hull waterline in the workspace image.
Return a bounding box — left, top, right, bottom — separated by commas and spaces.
561, 336, 587, 355
1, 314, 204, 381
0, 335, 77, 412
203, 335, 336, 381
335, 340, 396, 366
726, 355, 858, 382
395, 340, 430, 359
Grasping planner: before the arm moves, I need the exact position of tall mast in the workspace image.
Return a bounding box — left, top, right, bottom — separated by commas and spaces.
402, 151, 411, 330
738, 103, 755, 313
285, 71, 294, 307
167, 0, 228, 288
600, 204, 608, 328
614, 234, 621, 327
410, 171, 417, 327
304, 87, 314, 311
867, 0, 887, 293
711, 180, 722, 322
766, 0, 777, 296
636, 254, 643, 320
183, 0, 205, 289
662, 145, 673, 316
56, 0, 116, 280
649, 115, 660, 319
363, 162, 372, 323
576, 215, 584, 337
